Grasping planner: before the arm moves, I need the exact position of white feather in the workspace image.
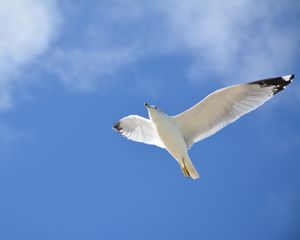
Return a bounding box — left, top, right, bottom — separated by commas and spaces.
113, 115, 165, 148
173, 83, 275, 148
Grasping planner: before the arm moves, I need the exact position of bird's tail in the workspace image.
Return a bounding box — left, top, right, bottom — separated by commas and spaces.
182, 155, 200, 180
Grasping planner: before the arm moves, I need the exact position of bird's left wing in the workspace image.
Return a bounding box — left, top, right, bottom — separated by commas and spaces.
173, 75, 294, 149
113, 115, 165, 148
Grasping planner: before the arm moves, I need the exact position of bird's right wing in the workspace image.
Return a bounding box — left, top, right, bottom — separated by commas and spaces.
173, 75, 294, 149
113, 115, 165, 148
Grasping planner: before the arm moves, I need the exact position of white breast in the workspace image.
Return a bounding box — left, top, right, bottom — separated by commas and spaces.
153, 117, 187, 162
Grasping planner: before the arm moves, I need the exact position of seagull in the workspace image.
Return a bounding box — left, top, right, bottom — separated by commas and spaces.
113, 74, 295, 180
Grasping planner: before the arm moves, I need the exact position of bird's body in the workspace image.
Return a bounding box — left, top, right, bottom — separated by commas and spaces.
113, 74, 295, 180
149, 109, 199, 179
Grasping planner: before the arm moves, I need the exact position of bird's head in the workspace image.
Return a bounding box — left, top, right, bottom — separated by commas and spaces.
144, 102, 158, 110
144, 102, 164, 122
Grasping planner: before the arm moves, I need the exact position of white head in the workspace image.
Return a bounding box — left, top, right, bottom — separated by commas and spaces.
144, 102, 166, 122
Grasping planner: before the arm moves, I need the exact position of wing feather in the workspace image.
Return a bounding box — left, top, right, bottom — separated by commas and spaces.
113, 115, 165, 148
173, 75, 294, 149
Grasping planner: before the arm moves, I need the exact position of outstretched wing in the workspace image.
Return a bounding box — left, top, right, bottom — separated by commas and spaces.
173, 74, 294, 149
113, 115, 165, 148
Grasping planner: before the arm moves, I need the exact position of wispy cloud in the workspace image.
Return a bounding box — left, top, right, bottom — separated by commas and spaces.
47, 45, 139, 92
158, 0, 299, 83
0, 0, 60, 110
46, 0, 299, 92
44, 1, 155, 92
0, 1, 299, 108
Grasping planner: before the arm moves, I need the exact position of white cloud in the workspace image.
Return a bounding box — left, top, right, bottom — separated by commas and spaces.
0, 0, 298, 108
158, 0, 299, 83
0, 0, 60, 110
48, 45, 139, 92
44, 1, 153, 92
47, 0, 299, 92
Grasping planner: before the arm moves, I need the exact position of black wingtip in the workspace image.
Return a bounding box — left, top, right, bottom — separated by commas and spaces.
289, 74, 295, 81
112, 121, 122, 132
248, 74, 295, 95
281, 74, 295, 81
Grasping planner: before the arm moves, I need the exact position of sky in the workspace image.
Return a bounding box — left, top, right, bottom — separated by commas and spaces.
0, 0, 300, 239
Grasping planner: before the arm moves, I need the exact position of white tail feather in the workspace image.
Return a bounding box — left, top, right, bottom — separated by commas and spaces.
184, 155, 200, 180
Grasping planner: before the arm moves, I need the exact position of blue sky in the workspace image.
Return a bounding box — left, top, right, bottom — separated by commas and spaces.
0, 0, 300, 239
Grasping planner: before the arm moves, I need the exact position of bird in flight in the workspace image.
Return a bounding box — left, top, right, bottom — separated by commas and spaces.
113, 74, 295, 180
